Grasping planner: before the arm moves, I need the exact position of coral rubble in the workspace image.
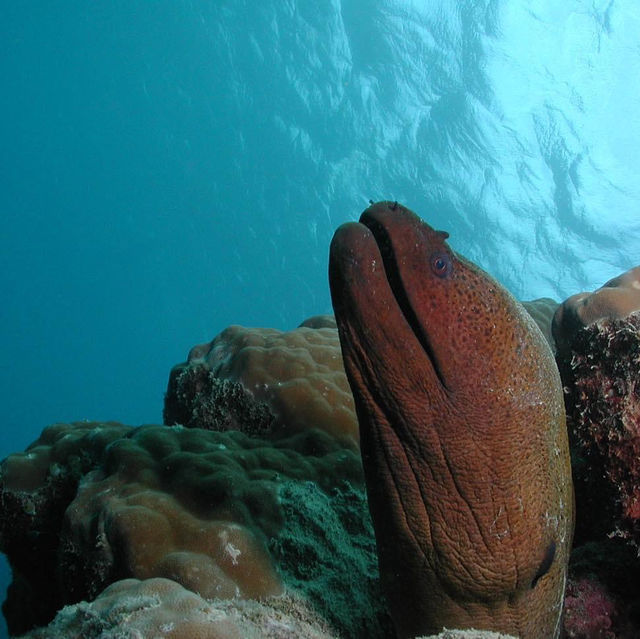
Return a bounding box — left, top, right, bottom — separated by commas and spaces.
17, 578, 337, 639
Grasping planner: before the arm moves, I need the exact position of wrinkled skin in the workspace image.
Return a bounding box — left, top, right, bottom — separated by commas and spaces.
329, 202, 573, 639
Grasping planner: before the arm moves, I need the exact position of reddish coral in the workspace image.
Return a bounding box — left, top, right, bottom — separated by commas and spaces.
564, 575, 617, 638
556, 314, 640, 545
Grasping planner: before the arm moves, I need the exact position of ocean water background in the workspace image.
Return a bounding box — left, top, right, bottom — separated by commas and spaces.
1, 2, 639, 636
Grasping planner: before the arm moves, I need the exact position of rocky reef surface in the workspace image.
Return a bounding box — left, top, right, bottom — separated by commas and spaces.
0, 417, 385, 638
2, 287, 640, 637
552, 270, 640, 637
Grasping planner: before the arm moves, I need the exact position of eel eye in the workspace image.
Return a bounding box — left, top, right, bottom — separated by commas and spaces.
430, 253, 451, 278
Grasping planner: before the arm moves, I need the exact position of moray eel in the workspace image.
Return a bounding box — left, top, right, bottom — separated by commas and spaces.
329, 202, 573, 638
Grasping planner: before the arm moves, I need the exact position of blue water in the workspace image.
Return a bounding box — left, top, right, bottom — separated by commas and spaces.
1, 2, 639, 636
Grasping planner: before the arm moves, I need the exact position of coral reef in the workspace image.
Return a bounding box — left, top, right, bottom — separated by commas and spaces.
553, 270, 640, 637
164, 316, 358, 447
564, 575, 618, 639
15, 576, 518, 639
555, 314, 640, 545
164, 370, 276, 439
565, 540, 640, 638
0, 421, 131, 633
17, 578, 337, 639
273, 479, 392, 637
5, 297, 640, 637
552, 266, 640, 355
1, 421, 386, 637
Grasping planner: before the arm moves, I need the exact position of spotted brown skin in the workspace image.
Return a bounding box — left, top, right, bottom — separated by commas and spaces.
329, 202, 573, 638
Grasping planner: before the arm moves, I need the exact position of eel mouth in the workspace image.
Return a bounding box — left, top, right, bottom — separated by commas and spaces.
360, 209, 448, 390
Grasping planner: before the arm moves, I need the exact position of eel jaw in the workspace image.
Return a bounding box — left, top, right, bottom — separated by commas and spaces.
359, 210, 448, 390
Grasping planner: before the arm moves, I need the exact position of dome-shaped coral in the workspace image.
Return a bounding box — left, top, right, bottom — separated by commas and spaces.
164, 317, 358, 447
552, 266, 640, 354
0, 421, 382, 637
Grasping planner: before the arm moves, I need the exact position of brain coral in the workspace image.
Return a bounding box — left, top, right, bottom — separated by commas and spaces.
18, 578, 337, 639
0, 421, 385, 637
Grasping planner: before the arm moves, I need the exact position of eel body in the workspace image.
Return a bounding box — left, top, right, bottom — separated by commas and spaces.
329, 202, 573, 638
